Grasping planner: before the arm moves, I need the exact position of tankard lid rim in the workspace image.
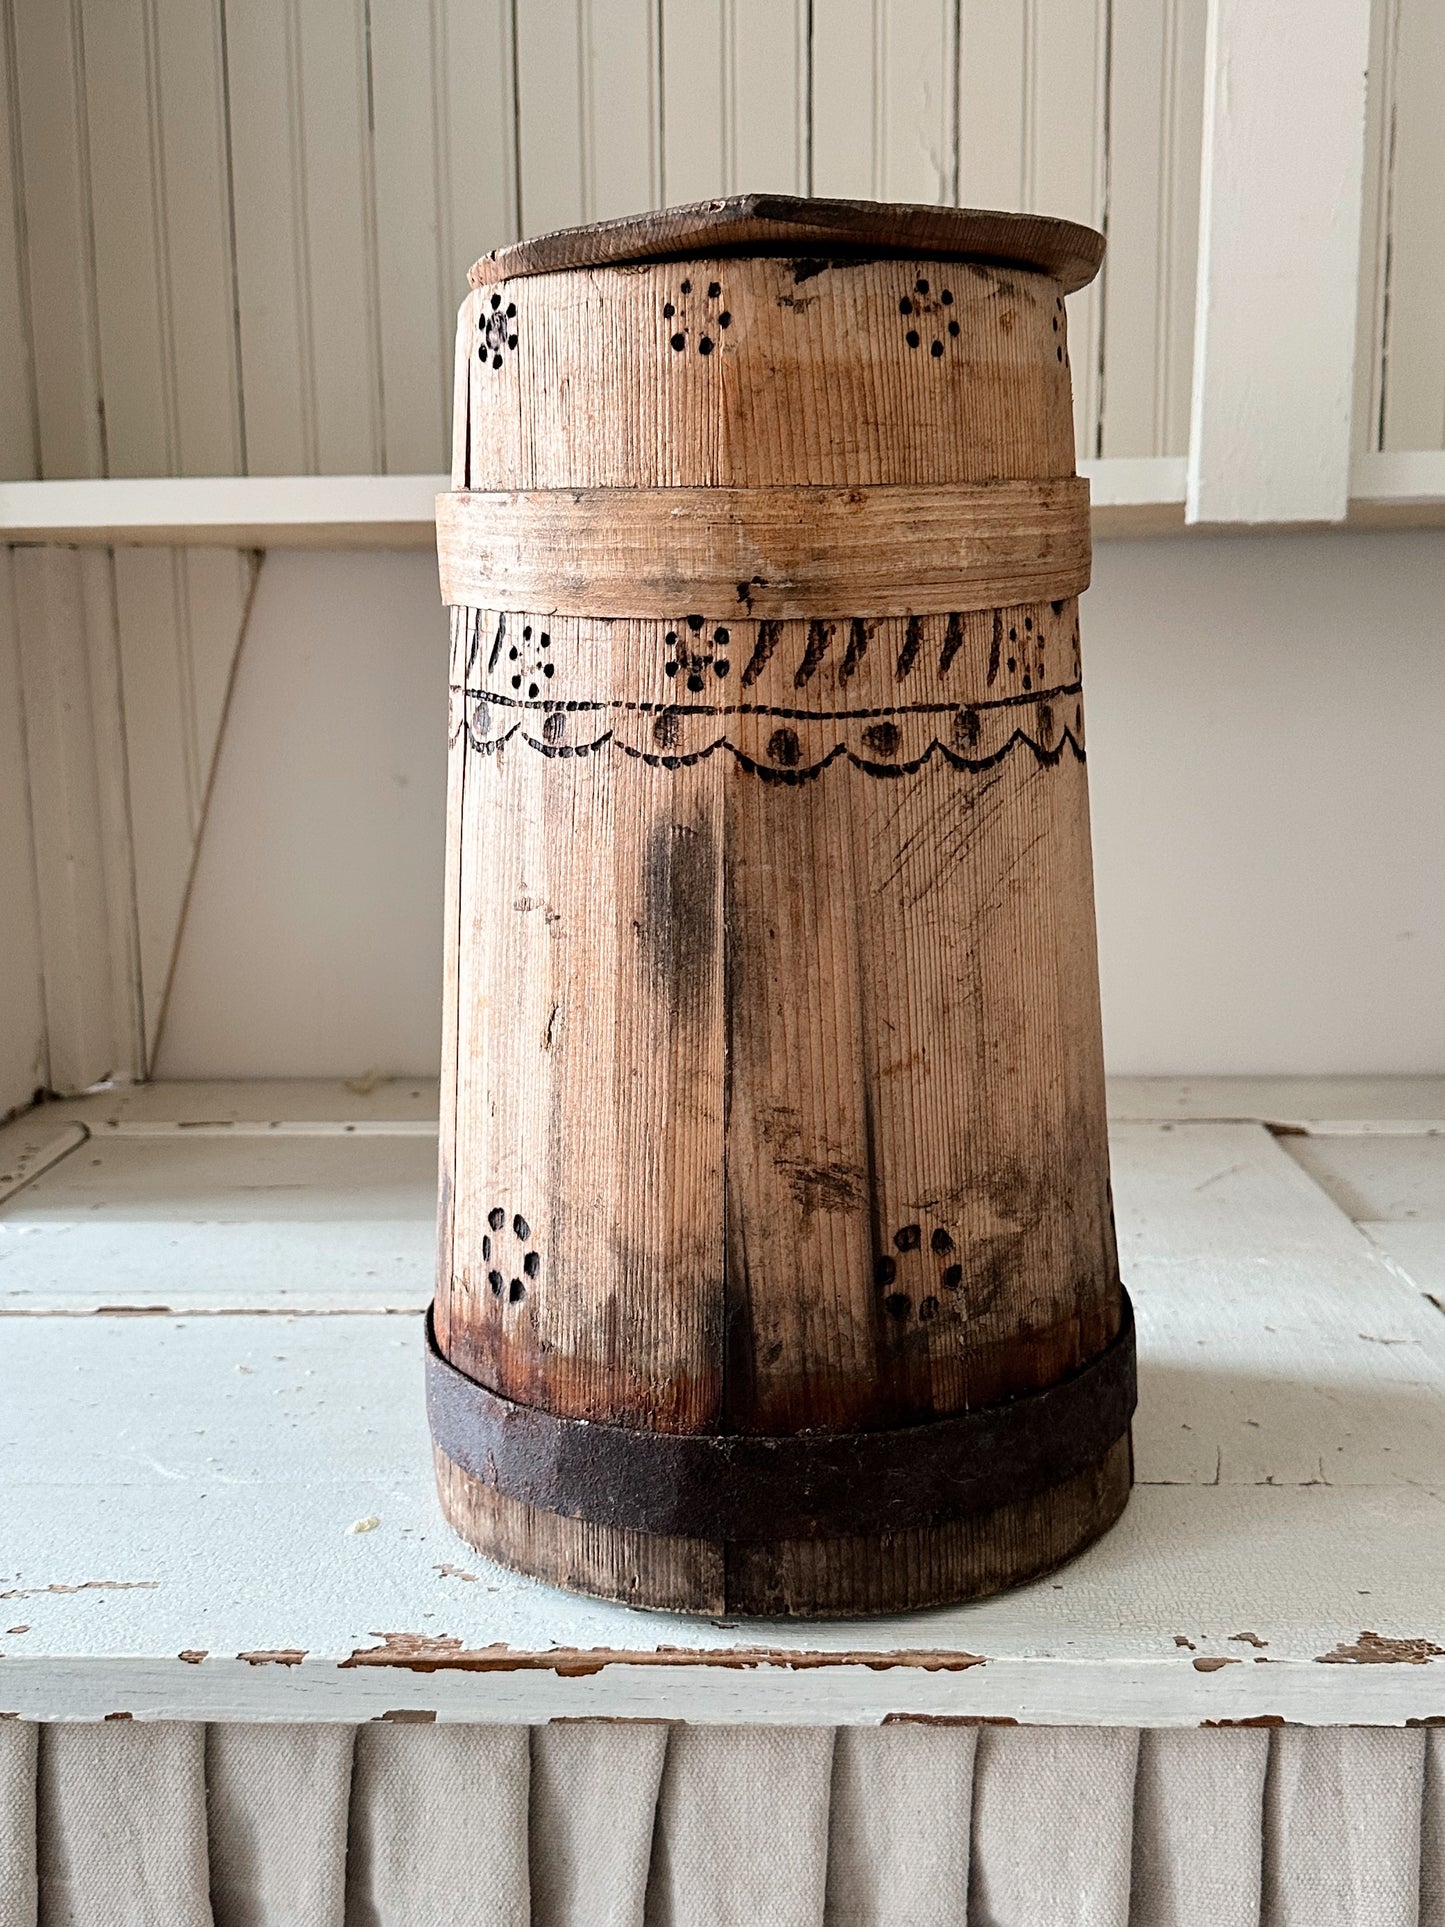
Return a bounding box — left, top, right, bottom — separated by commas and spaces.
469, 192, 1104, 297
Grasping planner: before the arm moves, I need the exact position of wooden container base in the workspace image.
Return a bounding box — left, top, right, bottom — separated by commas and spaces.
433, 1433, 1132, 1619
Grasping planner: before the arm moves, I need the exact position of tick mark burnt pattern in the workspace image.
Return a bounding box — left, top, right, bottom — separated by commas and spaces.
449, 600, 1087, 783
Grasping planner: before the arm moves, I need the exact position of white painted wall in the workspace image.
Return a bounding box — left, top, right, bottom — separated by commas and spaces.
155, 552, 447, 1080
155, 533, 1445, 1081
1086, 531, 1445, 1075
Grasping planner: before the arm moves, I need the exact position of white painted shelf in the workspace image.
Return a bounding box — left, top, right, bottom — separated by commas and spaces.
6, 456, 1445, 550
2, 1079, 1445, 1725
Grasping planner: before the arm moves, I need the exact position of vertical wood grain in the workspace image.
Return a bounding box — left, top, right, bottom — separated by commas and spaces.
9, 0, 104, 477
813, 0, 955, 203
0, 2, 39, 480
439, 249, 1120, 1612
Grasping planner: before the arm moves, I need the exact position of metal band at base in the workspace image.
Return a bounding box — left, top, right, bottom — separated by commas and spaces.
425, 1291, 1135, 1543
434, 478, 1091, 621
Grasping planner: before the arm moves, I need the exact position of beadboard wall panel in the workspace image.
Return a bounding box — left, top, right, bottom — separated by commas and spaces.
2, 543, 255, 1095
1098, 0, 1207, 458
0, 0, 1230, 483
8, 0, 106, 481
4, 0, 1444, 481
662, 0, 804, 203
10, 546, 140, 1092
813, 0, 956, 204
958, 0, 1110, 456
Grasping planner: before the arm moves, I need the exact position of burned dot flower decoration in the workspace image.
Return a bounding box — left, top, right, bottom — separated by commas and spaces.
478, 291, 518, 371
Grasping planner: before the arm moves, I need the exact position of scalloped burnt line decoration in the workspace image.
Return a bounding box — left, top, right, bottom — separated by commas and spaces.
475, 724, 1087, 782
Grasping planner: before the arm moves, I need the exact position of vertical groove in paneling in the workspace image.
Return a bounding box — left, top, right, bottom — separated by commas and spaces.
1377, 0, 1445, 451
79, 547, 147, 1080
1099, 0, 1205, 457
10, 0, 104, 477
295, 0, 380, 473
225, 0, 315, 474
11, 548, 142, 1089
814, 0, 955, 204
661, 0, 804, 202
516, 0, 587, 236
154, 0, 244, 475
437, 0, 518, 412
1353, 0, 1397, 456
958, 0, 1109, 456
0, 0, 40, 481
0, 546, 47, 1111
583, 0, 659, 216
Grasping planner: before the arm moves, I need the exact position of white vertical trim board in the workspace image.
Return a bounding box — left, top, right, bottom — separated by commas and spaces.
1186, 0, 1373, 524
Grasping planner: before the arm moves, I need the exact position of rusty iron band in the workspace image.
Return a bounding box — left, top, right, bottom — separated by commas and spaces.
435, 478, 1091, 621
426, 1290, 1135, 1542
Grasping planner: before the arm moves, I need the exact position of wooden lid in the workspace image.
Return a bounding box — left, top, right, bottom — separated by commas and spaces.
469, 193, 1104, 295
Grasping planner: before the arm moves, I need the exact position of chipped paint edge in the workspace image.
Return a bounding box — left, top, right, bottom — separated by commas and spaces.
4, 1652, 1445, 1726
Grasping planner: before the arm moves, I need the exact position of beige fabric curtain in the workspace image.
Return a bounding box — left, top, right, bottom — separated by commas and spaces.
2, 1720, 1442, 1927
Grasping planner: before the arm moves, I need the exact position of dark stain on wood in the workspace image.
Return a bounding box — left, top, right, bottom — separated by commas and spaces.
640, 820, 717, 1029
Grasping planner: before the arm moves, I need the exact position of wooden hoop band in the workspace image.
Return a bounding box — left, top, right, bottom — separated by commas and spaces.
435, 478, 1091, 620
426, 1290, 1135, 1542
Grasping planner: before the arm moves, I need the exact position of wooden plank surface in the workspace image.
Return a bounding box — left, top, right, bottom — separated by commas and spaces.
5, 1088, 1445, 1721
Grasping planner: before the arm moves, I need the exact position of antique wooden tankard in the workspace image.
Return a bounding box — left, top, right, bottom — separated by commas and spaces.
429, 195, 1134, 1616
